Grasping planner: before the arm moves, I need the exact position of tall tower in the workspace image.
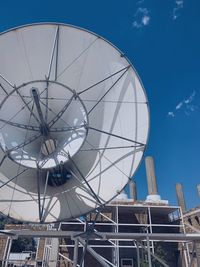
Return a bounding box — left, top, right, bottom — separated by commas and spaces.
129, 180, 137, 200
176, 183, 186, 213
145, 156, 161, 202
197, 184, 200, 198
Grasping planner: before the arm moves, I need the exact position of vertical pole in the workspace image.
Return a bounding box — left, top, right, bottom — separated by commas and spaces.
195, 242, 200, 267
136, 241, 140, 267
112, 206, 118, 266
146, 237, 152, 267
179, 207, 189, 267
148, 207, 154, 254
183, 244, 189, 267
2, 237, 9, 267
188, 242, 195, 267
73, 239, 79, 267
83, 218, 87, 267
116, 205, 120, 267
3, 237, 12, 267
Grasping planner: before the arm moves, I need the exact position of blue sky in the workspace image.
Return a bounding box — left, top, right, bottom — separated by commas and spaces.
0, 0, 199, 209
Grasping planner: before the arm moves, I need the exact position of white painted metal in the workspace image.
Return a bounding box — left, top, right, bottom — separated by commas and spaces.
0, 23, 149, 222
1, 205, 200, 267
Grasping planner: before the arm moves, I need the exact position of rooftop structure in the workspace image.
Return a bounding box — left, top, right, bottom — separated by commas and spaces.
1, 156, 200, 267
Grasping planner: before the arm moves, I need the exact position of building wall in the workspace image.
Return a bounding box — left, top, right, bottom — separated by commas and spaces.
183, 206, 200, 267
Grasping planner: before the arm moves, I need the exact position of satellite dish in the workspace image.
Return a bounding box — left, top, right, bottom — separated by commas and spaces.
0, 23, 149, 223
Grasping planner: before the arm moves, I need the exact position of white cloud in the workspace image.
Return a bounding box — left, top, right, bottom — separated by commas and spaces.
142, 15, 150, 26
168, 90, 197, 118
168, 111, 175, 117
184, 91, 196, 104
175, 102, 183, 110
173, 0, 184, 20
137, 0, 144, 4
132, 7, 151, 29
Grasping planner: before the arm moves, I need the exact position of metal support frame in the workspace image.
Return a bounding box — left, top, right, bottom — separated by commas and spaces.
54, 205, 200, 267
115, 205, 120, 267
180, 207, 190, 267
135, 241, 140, 267
73, 239, 79, 267
146, 237, 152, 267
137, 240, 169, 267
188, 242, 196, 267
2, 237, 13, 267
78, 237, 110, 267
2, 205, 200, 267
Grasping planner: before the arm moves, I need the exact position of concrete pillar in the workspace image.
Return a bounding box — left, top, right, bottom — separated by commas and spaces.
197, 184, 200, 197
129, 180, 137, 200
176, 183, 186, 213
145, 156, 158, 195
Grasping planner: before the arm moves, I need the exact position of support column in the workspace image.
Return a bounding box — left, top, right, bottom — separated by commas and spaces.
129, 180, 137, 200
146, 237, 152, 267
73, 239, 79, 267
145, 156, 158, 195
176, 183, 186, 213
195, 242, 200, 267
136, 241, 140, 267
145, 156, 161, 202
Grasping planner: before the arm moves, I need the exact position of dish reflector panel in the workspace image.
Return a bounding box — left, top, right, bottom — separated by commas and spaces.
0, 23, 149, 222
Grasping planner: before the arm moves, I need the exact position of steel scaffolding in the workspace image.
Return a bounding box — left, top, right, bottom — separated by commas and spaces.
1, 203, 200, 267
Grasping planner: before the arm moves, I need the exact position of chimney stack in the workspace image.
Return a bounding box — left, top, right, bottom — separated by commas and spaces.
129, 180, 137, 200
176, 183, 186, 213
145, 156, 158, 195
145, 156, 161, 202
197, 184, 200, 198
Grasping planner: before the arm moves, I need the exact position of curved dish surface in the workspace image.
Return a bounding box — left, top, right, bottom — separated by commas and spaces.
0, 23, 149, 222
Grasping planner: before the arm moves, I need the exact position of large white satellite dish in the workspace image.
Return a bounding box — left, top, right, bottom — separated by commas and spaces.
0, 23, 149, 223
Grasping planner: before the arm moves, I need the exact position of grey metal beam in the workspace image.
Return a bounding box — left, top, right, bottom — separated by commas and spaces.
137, 240, 169, 267
0, 118, 40, 131
88, 66, 130, 115
48, 92, 75, 128
88, 126, 145, 146
78, 237, 110, 267
73, 239, 79, 267
146, 237, 152, 267
1, 231, 200, 241
78, 65, 130, 96
135, 241, 140, 267
0, 168, 28, 189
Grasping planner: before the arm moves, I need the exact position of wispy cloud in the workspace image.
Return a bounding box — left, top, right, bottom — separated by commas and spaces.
184, 91, 195, 104
136, 0, 145, 4
168, 91, 197, 118
172, 0, 184, 20
175, 102, 183, 110
132, 7, 151, 29
168, 111, 175, 117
